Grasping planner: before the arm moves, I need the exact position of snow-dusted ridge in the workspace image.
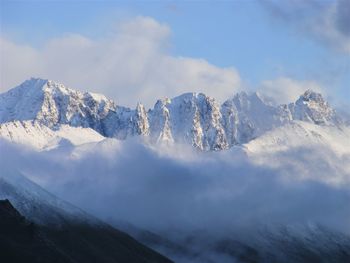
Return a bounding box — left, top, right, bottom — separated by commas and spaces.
0, 78, 346, 150
0, 162, 100, 226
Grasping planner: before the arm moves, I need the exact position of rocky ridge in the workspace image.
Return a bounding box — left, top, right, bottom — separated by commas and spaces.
0, 78, 343, 151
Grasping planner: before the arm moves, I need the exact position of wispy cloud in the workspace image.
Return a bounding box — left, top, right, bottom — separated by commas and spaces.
261, 0, 350, 54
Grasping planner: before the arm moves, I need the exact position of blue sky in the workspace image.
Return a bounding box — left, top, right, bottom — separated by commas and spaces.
1, 0, 349, 107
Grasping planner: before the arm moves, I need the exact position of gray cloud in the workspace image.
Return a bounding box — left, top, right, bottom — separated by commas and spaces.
1, 138, 350, 236
336, 0, 350, 36
260, 0, 350, 54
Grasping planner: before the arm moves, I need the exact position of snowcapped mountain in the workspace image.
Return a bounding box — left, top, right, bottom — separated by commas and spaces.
0, 78, 115, 129
1, 78, 349, 263
0, 78, 346, 150
290, 89, 341, 125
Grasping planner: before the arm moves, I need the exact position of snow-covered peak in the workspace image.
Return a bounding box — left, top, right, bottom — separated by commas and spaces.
290, 90, 341, 125
46, 79, 75, 94
45, 79, 110, 103
148, 92, 228, 150
221, 91, 290, 144
171, 92, 206, 102
0, 78, 346, 151
299, 89, 324, 102
0, 78, 48, 123
0, 78, 116, 131
232, 91, 269, 111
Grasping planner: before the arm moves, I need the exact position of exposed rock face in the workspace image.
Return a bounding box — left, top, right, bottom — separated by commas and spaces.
0, 78, 344, 151
148, 93, 228, 150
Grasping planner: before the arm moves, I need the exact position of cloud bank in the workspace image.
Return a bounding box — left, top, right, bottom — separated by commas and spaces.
1, 138, 350, 237
0, 16, 241, 107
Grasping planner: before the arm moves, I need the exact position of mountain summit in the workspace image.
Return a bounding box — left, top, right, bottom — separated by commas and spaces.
0, 78, 115, 130
0, 78, 344, 151
291, 89, 340, 125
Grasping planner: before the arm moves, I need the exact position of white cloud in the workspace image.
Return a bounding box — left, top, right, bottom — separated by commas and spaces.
260, 77, 324, 104
0, 38, 41, 88
0, 16, 241, 108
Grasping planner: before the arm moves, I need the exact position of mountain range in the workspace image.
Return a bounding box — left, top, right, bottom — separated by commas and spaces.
0, 78, 344, 151
1, 78, 350, 263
